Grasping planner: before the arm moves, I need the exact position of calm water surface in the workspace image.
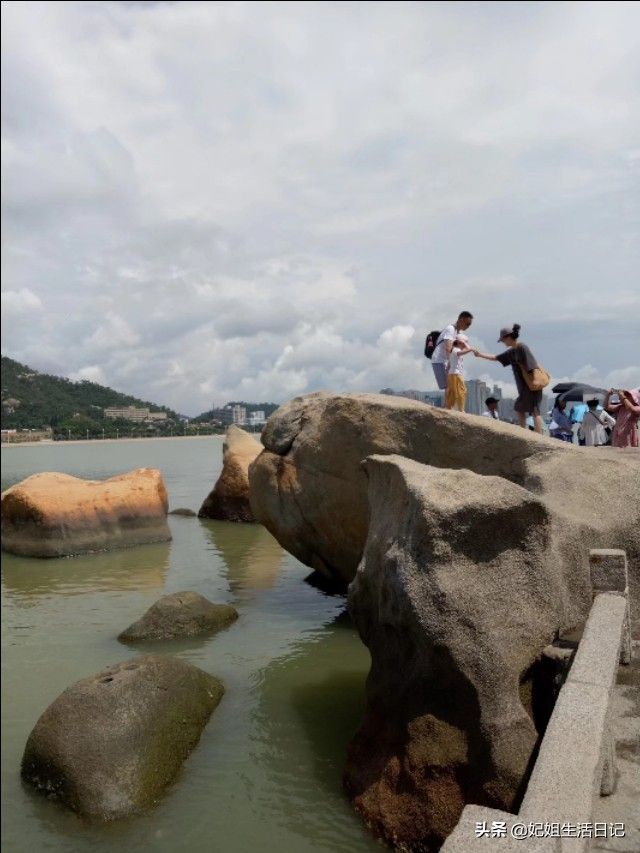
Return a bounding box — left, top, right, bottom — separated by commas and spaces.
1, 438, 377, 853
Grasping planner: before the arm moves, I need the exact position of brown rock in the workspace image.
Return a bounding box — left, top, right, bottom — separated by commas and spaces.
344, 454, 594, 850
21, 655, 223, 821
248, 392, 640, 596
199, 426, 261, 522
118, 591, 238, 641
1, 468, 171, 557
248, 393, 640, 849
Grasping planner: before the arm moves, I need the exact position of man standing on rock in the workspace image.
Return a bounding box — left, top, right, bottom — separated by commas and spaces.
430, 310, 474, 391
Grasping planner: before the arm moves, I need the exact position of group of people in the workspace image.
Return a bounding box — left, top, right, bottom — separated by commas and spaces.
429, 311, 640, 448
550, 391, 640, 448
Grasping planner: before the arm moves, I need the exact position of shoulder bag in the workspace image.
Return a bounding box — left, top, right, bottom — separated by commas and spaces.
517, 346, 550, 392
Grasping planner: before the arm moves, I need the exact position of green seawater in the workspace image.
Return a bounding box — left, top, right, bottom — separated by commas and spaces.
1, 438, 378, 853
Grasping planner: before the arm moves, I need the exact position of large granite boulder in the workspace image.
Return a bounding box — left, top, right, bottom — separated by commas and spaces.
249, 392, 639, 849
199, 426, 261, 522
118, 591, 238, 641
344, 455, 592, 849
21, 655, 223, 821
1, 468, 171, 557
249, 393, 640, 596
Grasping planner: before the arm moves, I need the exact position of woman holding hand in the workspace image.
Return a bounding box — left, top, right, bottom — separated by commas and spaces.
473, 323, 543, 434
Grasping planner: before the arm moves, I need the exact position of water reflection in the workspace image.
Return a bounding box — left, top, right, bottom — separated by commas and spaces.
1, 540, 170, 599
200, 520, 284, 597
249, 611, 375, 852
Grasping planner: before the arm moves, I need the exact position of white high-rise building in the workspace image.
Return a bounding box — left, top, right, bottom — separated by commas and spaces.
231, 405, 247, 425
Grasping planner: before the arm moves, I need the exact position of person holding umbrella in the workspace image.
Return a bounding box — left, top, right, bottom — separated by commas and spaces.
473, 323, 545, 434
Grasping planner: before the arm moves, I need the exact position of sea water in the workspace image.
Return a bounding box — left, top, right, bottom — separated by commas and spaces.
1, 438, 377, 853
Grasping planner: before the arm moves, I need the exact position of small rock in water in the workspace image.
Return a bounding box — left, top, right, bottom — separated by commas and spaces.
168, 507, 196, 517
118, 591, 238, 641
198, 425, 261, 522
21, 655, 223, 821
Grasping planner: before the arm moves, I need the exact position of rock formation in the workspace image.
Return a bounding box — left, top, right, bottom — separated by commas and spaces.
21, 655, 223, 821
199, 426, 261, 522
248, 392, 640, 849
118, 591, 238, 641
344, 455, 592, 849
249, 393, 640, 596
1, 468, 171, 557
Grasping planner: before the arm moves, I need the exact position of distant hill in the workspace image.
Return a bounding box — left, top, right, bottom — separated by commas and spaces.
1, 356, 179, 432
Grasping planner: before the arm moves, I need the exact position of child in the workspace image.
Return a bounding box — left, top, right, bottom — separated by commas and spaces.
445, 336, 473, 411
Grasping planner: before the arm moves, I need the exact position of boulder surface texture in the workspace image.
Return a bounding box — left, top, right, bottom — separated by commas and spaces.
118, 591, 238, 641
1, 468, 171, 557
199, 426, 261, 522
249, 392, 639, 593
345, 455, 591, 849
21, 655, 223, 821
248, 392, 640, 850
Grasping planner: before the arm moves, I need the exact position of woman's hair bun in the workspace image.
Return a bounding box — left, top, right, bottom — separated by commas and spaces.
512, 323, 521, 334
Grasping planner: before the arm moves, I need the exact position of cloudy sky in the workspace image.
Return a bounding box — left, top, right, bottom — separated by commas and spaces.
2, 1, 639, 414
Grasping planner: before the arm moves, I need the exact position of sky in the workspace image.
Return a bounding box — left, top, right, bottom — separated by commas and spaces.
2, 1, 639, 415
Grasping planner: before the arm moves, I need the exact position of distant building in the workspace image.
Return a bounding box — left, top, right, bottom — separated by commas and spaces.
396, 389, 429, 402
210, 405, 247, 426
422, 391, 445, 407
499, 398, 516, 422
231, 405, 247, 425
248, 410, 266, 427
104, 406, 167, 422
465, 379, 491, 416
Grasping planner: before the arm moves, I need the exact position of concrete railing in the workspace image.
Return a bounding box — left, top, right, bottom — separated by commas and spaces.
442, 549, 632, 853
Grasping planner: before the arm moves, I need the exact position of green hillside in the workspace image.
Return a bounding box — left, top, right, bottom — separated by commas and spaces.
1, 356, 179, 435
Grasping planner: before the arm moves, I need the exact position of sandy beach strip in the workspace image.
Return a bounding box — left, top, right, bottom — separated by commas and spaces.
0, 434, 228, 448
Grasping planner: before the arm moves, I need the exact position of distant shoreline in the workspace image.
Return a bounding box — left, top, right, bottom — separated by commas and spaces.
0, 434, 228, 449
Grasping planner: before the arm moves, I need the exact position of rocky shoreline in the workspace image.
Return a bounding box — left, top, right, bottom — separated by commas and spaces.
3, 394, 638, 849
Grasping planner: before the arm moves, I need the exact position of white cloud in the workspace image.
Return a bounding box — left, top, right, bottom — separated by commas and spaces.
1, 287, 43, 315
84, 312, 140, 351
68, 365, 107, 385
1, 2, 638, 414
554, 364, 640, 393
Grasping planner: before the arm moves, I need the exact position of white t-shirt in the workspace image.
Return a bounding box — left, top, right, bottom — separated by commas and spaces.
483, 410, 500, 420
448, 347, 466, 376
431, 324, 456, 364
579, 409, 616, 446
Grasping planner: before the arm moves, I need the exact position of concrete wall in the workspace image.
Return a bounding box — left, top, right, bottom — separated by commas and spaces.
441, 550, 631, 853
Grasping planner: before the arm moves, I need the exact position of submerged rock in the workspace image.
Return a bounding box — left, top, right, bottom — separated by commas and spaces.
344, 454, 593, 849
168, 507, 196, 517
21, 655, 223, 821
249, 392, 640, 594
199, 426, 261, 522
1, 468, 171, 557
118, 591, 238, 641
